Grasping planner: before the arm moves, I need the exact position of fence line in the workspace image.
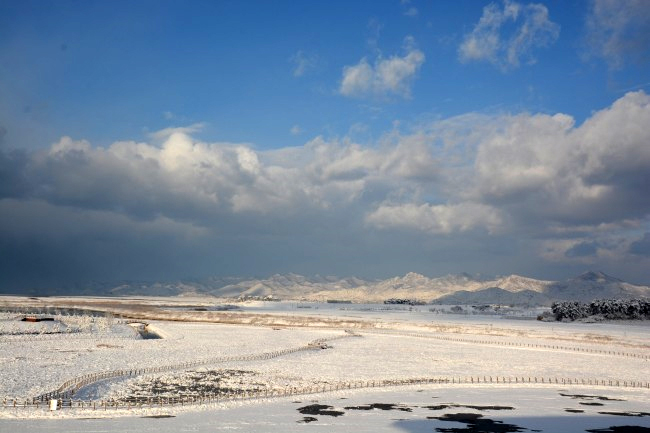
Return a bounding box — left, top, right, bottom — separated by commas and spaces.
22, 326, 650, 405
4, 375, 649, 412
358, 329, 650, 360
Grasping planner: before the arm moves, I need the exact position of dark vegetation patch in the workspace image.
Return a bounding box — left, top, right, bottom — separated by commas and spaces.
297, 416, 318, 423
297, 404, 345, 417
581, 402, 606, 406
598, 412, 650, 417
141, 415, 175, 418
119, 369, 264, 403
565, 408, 585, 413
345, 403, 412, 412
426, 404, 515, 411
559, 393, 625, 401
138, 327, 162, 339
430, 412, 527, 432
551, 299, 650, 321
586, 427, 650, 433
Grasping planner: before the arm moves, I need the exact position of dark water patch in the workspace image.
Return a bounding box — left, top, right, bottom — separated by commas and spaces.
345, 403, 412, 412
560, 393, 625, 401
141, 415, 175, 418
586, 427, 650, 432
434, 413, 482, 422
297, 404, 344, 417
425, 404, 515, 411
297, 417, 318, 423
581, 402, 605, 406
565, 408, 585, 413
598, 411, 650, 417
430, 412, 527, 432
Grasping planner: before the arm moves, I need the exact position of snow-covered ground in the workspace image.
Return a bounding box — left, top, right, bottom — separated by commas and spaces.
3, 386, 650, 432
1, 297, 649, 432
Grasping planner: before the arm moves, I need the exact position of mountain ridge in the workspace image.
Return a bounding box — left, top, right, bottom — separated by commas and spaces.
30, 270, 650, 306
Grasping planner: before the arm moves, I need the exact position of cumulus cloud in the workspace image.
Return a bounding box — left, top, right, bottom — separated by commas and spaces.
340, 37, 425, 98
472, 91, 650, 226
458, 0, 560, 70
584, 0, 650, 69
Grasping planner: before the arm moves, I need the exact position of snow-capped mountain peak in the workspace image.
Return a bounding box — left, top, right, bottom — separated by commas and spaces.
573, 271, 621, 283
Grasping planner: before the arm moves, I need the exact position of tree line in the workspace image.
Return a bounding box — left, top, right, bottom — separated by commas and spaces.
551, 299, 650, 321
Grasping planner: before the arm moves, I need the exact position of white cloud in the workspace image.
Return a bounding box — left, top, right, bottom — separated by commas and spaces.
19, 91, 650, 232
458, 0, 560, 70
468, 91, 650, 239
366, 202, 504, 234
290, 125, 302, 135
150, 123, 206, 141
584, 0, 650, 69
340, 59, 374, 96
404, 6, 418, 17
290, 50, 317, 77
340, 37, 425, 98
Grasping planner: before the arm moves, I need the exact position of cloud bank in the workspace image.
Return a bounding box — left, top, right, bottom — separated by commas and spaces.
1, 92, 650, 287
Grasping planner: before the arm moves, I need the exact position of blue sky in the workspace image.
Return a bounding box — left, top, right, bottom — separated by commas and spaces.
1, 0, 650, 290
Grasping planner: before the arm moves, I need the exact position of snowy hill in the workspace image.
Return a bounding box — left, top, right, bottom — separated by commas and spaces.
210, 273, 371, 299
491, 274, 554, 293
433, 287, 552, 306
544, 271, 650, 303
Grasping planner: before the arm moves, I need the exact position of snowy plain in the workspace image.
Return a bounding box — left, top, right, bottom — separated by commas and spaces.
1, 296, 649, 432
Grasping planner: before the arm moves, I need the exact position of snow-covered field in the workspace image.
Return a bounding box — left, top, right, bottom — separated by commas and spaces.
1, 296, 649, 432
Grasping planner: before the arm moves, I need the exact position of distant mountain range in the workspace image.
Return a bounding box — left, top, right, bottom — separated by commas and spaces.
39, 270, 650, 306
